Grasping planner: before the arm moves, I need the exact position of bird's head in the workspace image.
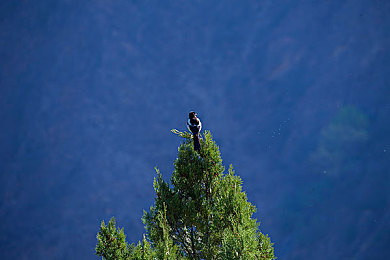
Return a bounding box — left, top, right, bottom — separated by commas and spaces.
189, 111, 197, 119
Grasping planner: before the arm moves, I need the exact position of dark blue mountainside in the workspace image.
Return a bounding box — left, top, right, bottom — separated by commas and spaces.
1, 1, 389, 259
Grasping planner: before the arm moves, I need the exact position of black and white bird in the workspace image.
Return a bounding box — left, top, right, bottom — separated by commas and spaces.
187, 111, 202, 151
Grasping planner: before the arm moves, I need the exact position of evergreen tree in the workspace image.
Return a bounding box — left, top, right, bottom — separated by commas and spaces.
96, 130, 275, 259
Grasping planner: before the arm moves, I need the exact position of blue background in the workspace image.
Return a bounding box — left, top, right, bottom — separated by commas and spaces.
1, 1, 389, 259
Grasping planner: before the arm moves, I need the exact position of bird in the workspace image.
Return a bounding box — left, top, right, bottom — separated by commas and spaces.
187, 111, 202, 151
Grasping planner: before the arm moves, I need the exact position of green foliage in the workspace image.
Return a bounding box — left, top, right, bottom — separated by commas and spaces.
131, 235, 155, 260
95, 217, 131, 260
95, 218, 159, 259
153, 204, 182, 259
96, 130, 275, 259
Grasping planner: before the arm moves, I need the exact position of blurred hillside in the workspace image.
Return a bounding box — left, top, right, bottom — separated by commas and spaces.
0, 1, 389, 259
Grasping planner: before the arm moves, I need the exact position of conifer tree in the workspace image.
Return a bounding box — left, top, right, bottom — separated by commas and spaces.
96, 130, 275, 259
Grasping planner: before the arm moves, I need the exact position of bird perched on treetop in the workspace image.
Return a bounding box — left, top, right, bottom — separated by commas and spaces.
187, 111, 202, 151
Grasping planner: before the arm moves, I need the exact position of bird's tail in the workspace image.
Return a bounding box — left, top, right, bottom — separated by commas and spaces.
193, 133, 201, 151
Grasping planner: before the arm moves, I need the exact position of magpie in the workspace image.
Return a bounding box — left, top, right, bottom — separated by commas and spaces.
187, 111, 202, 151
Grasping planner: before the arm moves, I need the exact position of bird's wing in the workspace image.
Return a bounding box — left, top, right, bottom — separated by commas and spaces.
187, 118, 201, 132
